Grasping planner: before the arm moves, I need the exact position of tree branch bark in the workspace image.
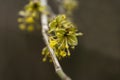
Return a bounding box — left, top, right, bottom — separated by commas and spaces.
40, 0, 71, 80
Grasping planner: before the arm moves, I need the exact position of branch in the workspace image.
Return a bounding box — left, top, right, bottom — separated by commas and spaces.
40, 0, 71, 80
56, 0, 65, 14
47, 6, 56, 18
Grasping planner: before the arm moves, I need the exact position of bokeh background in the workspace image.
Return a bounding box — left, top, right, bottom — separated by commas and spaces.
0, 0, 120, 80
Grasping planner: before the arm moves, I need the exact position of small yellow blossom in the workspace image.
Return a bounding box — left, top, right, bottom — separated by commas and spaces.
60, 51, 66, 57
31, 12, 37, 17
61, 15, 66, 20
19, 24, 26, 30
27, 25, 34, 32
49, 39, 57, 48
17, 18, 23, 22
27, 7, 32, 11
25, 17, 34, 23
56, 33, 62, 36
42, 58, 47, 62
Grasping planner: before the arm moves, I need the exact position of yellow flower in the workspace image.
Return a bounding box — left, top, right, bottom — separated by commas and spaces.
17, 18, 23, 22
60, 51, 66, 57
27, 7, 32, 11
25, 17, 34, 23
61, 15, 66, 20
31, 12, 37, 17
42, 58, 47, 62
19, 24, 26, 30
56, 33, 62, 36
49, 39, 57, 48
27, 25, 34, 32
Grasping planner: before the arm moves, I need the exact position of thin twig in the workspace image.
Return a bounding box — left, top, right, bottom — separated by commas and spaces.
47, 6, 56, 18
56, 0, 65, 14
40, 0, 71, 80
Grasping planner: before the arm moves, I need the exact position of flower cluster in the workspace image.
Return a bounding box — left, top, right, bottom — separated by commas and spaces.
42, 15, 83, 62
62, 0, 78, 15
18, 1, 45, 32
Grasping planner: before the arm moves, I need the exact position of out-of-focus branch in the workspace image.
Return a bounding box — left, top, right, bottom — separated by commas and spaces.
56, 0, 65, 14
47, 6, 56, 17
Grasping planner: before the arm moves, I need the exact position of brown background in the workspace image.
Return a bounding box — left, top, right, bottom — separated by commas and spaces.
0, 0, 120, 80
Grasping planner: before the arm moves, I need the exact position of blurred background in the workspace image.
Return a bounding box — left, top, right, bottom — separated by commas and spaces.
0, 0, 120, 80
